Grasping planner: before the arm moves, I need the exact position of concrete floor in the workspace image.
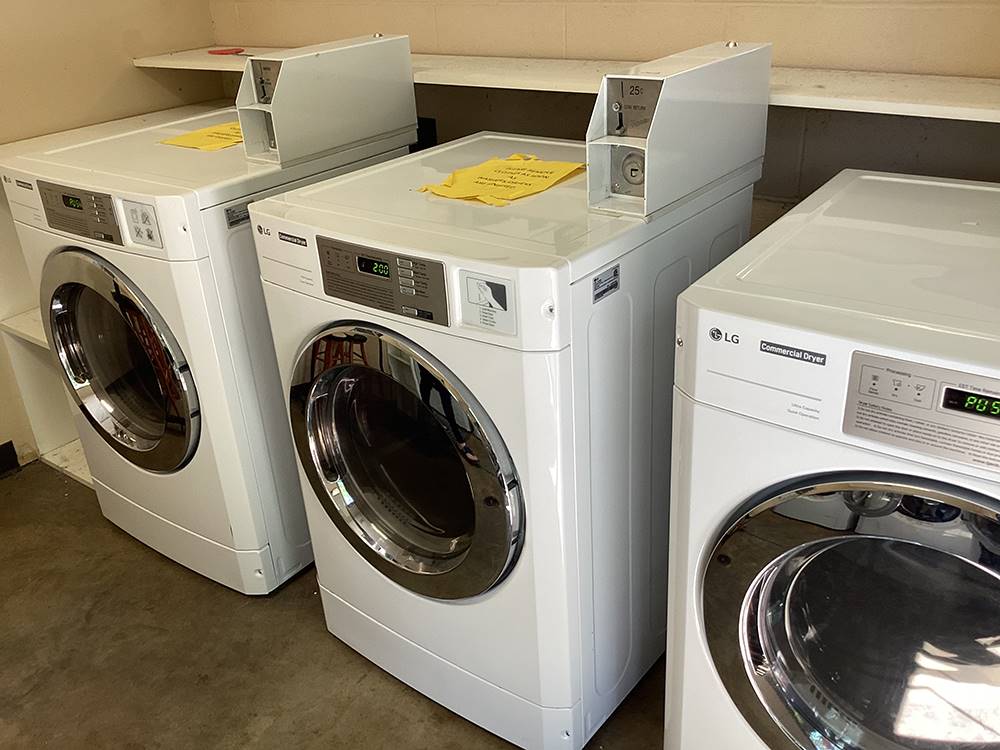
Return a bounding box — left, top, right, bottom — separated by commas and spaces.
0, 463, 665, 749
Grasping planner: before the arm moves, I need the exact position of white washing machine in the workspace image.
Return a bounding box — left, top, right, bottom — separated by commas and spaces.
0, 101, 415, 594
251, 132, 759, 748
667, 170, 1000, 749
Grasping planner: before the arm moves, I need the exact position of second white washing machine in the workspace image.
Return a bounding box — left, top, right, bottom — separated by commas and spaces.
253, 43, 770, 747
250, 123, 764, 750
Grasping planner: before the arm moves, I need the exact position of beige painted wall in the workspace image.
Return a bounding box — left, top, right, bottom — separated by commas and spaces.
210, 0, 1000, 77
0, 0, 223, 463
2, 1, 221, 145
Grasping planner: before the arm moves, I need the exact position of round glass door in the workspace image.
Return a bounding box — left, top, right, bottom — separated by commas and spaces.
704, 474, 1000, 750
40, 249, 199, 473
289, 323, 524, 600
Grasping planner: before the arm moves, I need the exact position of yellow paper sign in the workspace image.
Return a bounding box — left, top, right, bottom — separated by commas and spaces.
419, 153, 585, 206
160, 121, 244, 152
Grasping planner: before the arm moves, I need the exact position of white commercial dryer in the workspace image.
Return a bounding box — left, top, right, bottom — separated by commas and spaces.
250, 41, 770, 750
0, 35, 417, 594
667, 170, 1000, 750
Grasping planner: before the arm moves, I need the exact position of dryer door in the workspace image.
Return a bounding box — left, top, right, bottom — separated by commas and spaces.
703, 473, 1000, 750
289, 323, 524, 600
40, 248, 200, 473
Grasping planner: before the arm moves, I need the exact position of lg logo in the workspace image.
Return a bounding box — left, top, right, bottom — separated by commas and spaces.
709, 327, 740, 345
256, 224, 271, 236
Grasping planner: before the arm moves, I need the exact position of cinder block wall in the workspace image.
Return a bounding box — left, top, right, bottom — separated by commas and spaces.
210, 1, 1000, 77
211, 0, 1000, 237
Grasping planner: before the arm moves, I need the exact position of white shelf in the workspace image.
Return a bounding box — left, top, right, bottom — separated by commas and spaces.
40, 439, 92, 488
133, 46, 283, 72
0, 308, 48, 349
411, 54, 634, 95
132, 47, 1000, 123
771, 67, 1000, 124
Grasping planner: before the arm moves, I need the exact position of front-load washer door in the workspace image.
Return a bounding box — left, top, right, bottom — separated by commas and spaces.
40, 248, 199, 473
702, 473, 1000, 750
289, 322, 524, 601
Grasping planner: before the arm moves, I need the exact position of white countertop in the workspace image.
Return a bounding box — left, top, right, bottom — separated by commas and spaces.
411, 53, 635, 94
134, 48, 1000, 123
770, 67, 1000, 123
0, 308, 47, 349
134, 46, 282, 72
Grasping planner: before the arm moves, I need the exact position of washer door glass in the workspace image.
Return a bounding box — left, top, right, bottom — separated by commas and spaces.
289, 323, 523, 600
41, 249, 199, 473
704, 475, 1000, 750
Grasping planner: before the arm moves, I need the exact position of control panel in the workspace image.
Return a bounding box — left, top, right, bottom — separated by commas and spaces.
317, 237, 448, 326
844, 352, 1000, 472
37, 180, 122, 245
858, 364, 934, 409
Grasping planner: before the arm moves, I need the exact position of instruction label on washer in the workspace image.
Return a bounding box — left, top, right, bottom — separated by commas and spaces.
225, 203, 250, 228
459, 271, 516, 335
593, 265, 620, 303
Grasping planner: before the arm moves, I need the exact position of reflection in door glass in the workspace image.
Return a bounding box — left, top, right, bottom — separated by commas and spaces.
314, 365, 476, 571
748, 537, 1000, 748
291, 324, 524, 599
65, 283, 168, 445
703, 481, 1000, 750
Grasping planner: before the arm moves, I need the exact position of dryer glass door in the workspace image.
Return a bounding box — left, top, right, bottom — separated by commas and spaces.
41, 248, 199, 473
703, 474, 1000, 750
289, 323, 524, 600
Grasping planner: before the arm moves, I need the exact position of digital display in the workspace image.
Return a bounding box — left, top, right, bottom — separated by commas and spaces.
942, 387, 1000, 421
357, 256, 391, 279
62, 194, 83, 211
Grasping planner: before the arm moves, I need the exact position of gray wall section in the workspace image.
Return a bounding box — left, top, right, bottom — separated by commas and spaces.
414, 84, 1000, 236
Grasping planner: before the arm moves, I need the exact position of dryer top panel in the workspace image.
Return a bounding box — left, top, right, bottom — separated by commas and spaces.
0, 104, 388, 210
689, 170, 1000, 345
250, 132, 743, 282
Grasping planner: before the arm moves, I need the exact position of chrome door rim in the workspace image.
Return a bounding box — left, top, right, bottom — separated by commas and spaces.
289, 322, 524, 600
704, 472, 1000, 750
40, 248, 199, 473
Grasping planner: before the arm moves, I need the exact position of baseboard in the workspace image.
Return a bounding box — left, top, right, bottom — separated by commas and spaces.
0, 440, 19, 478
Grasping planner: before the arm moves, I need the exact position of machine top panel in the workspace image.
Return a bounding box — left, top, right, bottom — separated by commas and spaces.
251, 133, 658, 280
10, 109, 278, 190
0, 104, 392, 209
684, 170, 1000, 354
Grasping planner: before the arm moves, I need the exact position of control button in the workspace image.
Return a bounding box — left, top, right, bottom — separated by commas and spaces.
401, 306, 418, 316
399, 277, 415, 287
122, 199, 162, 249
400, 287, 416, 296
398, 268, 414, 278
397, 258, 413, 268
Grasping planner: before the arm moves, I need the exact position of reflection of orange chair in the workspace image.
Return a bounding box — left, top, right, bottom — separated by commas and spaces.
310, 333, 370, 379
114, 285, 180, 405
